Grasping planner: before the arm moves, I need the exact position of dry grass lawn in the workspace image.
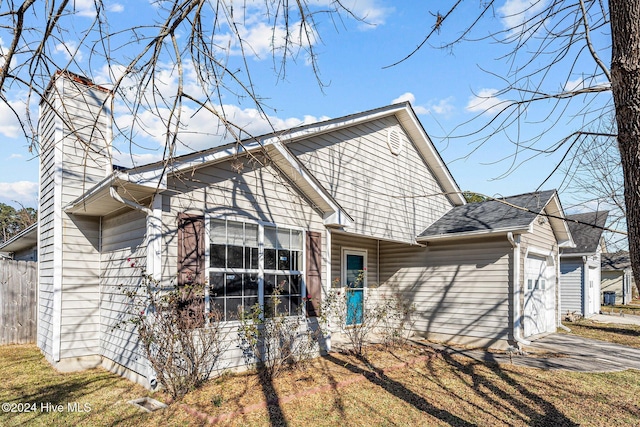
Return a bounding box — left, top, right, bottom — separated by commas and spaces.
562, 318, 640, 349
2, 340, 640, 426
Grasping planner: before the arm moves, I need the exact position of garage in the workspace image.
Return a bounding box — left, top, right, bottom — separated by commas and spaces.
523, 253, 556, 337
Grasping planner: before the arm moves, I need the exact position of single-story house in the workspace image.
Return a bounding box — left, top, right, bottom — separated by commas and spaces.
601, 251, 635, 305
559, 211, 608, 317
0, 223, 38, 261
35, 71, 574, 387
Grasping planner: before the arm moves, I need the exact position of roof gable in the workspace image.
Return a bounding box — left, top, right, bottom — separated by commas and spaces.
562, 211, 608, 255
66, 103, 465, 222
418, 190, 573, 245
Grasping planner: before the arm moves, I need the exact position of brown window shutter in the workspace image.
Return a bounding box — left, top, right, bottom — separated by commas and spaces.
177, 214, 205, 326
306, 231, 322, 317
178, 214, 205, 286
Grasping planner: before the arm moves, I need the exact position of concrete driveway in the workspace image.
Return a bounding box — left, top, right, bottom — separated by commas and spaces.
423, 314, 640, 372
430, 331, 640, 373
522, 333, 640, 373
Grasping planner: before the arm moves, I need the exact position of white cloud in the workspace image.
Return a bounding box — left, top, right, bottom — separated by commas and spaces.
335, 0, 393, 29
213, 19, 318, 60
72, 0, 97, 17
498, 0, 550, 37
9, 154, 23, 159
564, 77, 611, 92
0, 36, 17, 72
211, 0, 390, 60
107, 3, 124, 13
430, 97, 455, 116
0, 181, 38, 207
55, 41, 84, 62
392, 92, 429, 115
113, 102, 330, 166
392, 92, 455, 116
465, 88, 509, 115
0, 102, 25, 139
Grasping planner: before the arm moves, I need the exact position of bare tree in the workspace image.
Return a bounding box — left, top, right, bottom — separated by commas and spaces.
0, 1, 356, 162
386, 1, 640, 293
561, 115, 627, 251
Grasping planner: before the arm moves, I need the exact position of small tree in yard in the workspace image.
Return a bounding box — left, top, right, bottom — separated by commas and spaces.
117, 271, 228, 399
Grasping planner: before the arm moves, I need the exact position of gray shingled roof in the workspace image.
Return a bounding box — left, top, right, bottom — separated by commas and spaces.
418, 190, 557, 239
601, 251, 630, 270
562, 211, 608, 254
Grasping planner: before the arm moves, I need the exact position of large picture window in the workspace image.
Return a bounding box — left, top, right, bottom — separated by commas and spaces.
208, 218, 305, 321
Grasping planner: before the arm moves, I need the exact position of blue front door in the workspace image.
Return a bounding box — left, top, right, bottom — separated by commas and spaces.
344, 251, 365, 325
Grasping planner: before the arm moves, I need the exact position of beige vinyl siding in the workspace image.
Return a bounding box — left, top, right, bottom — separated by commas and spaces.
58, 215, 101, 357
162, 158, 327, 370
330, 232, 379, 287
100, 210, 148, 376
288, 116, 453, 244
163, 159, 326, 283
379, 237, 513, 348
520, 211, 558, 265
38, 74, 111, 362
56, 77, 109, 359
37, 97, 59, 358
560, 260, 583, 314
601, 271, 623, 301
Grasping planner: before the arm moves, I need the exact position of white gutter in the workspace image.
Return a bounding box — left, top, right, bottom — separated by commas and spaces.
109, 186, 152, 215
507, 232, 530, 347
558, 250, 571, 331
418, 226, 531, 243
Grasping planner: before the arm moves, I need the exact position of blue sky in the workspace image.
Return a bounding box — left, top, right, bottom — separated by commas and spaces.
0, 0, 613, 216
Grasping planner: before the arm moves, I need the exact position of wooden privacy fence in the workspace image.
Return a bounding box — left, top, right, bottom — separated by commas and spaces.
0, 259, 37, 345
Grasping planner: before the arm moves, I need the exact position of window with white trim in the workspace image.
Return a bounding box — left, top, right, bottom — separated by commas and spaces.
208, 218, 304, 321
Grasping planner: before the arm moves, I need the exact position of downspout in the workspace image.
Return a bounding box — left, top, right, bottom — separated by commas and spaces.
557, 250, 570, 331
507, 232, 530, 347
109, 185, 158, 388
582, 256, 588, 316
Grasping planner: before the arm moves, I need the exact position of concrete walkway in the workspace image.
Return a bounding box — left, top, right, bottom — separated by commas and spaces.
590, 313, 640, 326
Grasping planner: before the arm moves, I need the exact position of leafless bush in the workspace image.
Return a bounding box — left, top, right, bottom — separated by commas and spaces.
237, 286, 320, 379
118, 274, 228, 399
378, 291, 417, 347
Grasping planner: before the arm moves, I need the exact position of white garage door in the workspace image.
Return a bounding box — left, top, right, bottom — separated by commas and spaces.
524, 254, 552, 337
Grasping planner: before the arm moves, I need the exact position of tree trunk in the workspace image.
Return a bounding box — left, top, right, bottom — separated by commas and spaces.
609, 0, 640, 295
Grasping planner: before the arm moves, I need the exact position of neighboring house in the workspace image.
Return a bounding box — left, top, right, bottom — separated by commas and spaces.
36, 71, 574, 387
559, 211, 608, 317
601, 251, 634, 305
0, 223, 38, 261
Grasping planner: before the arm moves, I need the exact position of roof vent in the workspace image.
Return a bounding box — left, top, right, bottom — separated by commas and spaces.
387, 128, 404, 155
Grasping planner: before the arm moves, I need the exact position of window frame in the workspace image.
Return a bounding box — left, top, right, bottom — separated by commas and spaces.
205, 216, 307, 322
